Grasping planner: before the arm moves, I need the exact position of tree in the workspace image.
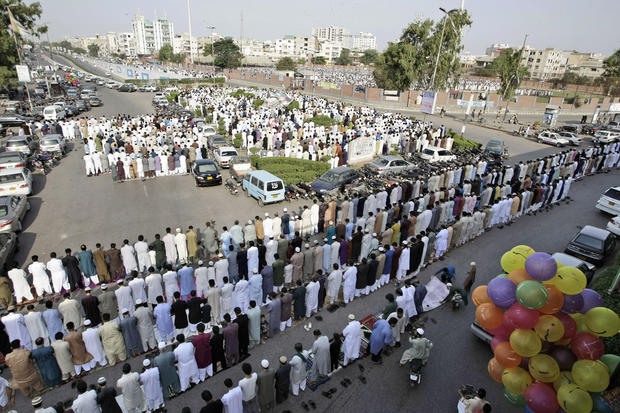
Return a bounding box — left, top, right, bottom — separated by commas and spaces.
311, 56, 326, 65
491, 48, 529, 100
361, 49, 379, 65
73, 47, 86, 55
57, 40, 72, 51
600, 49, 620, 96
373, 42, 416, 91
276, 57, 296, 71
158, 44, 173, 62
0, 0, 42, 81
209, 39, 243, 69
170, 53, 185, 64
335, 48, 352, 66
297, 57, 306, 65
202, 43, 212, 56
87, 44, 99, 57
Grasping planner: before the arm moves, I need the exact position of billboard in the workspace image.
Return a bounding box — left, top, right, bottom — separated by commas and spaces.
421, 91, 436, 114
15, 65, 31, 82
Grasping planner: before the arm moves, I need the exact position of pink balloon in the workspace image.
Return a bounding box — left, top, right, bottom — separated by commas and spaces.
525, 382, 559, 413
487, 324, 512, 338
555, 312, 577, 339
570, 332, 605, 360
504, 302, 541, 330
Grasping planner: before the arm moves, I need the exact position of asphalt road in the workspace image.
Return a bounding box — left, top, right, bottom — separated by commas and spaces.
11, 165, 618, 413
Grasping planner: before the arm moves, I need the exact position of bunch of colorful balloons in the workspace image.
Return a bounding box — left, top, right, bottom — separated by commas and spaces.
474, 245, 620, 413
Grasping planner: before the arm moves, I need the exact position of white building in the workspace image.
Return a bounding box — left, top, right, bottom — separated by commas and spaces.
131, 13, 174, 55
351, 32, 376, 51
317, 40, 343, 63
312, 26, 350, 46
173, 32, 198, 58
116, 32, 136, 57
275, 35, 296, 57
520, 47, 569, 80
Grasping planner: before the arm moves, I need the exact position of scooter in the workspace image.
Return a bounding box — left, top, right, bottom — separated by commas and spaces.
409, 358, 424, 386
451, 291, 464, 310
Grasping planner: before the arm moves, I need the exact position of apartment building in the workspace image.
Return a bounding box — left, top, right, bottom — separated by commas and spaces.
131, 13, 174, 55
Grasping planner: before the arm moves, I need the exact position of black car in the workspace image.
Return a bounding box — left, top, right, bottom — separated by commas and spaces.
75, 99, 88, 112
192, 159, 222, 186
310, 166, 359, 193
565, 225, 616, 267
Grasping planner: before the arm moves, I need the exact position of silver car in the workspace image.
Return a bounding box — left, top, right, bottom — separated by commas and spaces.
557, 132, 582, 146
367, 155, 414, 174
0, 195, 30, 232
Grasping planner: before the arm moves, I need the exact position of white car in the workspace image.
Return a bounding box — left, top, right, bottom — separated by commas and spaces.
607, 216, 620, 237
557, 132, 582, 146
596, 186, 620, 215
142, 85, 157, 92
419, 146, 456, 163
537, 131, 569, 147
213, 146, 238, 168
593, 130, 618, 144
0, 168, 33, 196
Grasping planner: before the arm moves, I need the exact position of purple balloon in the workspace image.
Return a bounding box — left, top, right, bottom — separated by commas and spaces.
525, 252, 557, 281
487, 276, 517, 309
562, 293, 585, 313
579, 288, 604, 314
548, 345, 577, 370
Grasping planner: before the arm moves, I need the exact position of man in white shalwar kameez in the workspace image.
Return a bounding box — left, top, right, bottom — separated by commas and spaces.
234, 276, 250, 314
310, 202, 320, 234
342, 265, 357, 304
305, 278, 320, 318
140, 359, 164, 411
301, 206, 312, 236
195, 262, 209, 298
266, 237, 277, 266
403, 281, 418, 319
359, 230, 372, 261
330, 239, 340, 268
174, 228, 188, 265
121, 240, 138, 275
326, 264, 342, 305
434, 228, 449, 258
263, 213, 273, 241
134, 236, 151, 274
128, 276, 147, 304
115, 280, 135, 315
221, 279, 234, 320
117, 364, 147, 413
7, 266, 33, 303
82, 319, 107, 368
24, 305, 49, 346
2, 308, 32, 349
162, 229, 178, 265
214, 255, 228, 287
290, 343, 308, 396
47, 253, 70, 293
342, 314, 362, 366
145, 269, 164, 306
247, 242, 259, 275
173, 334, 200, 391
163, 269, 179, 302
397, 243, 410, 280
28, 257, 53, 296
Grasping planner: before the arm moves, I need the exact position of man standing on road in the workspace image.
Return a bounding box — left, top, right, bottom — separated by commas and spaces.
342, 314, 361, 366
134, 300, 157, 351
192, 322, 213, 381
154, 295, 175, 344
202, 221, 219, 259
149, 234, 167, 271
257, 359, 275, 411
115, 279, 135, 316
140, 359, 164, 412
222, 378, 244, 413
290, 342, 308, 396
154, 342, 181, 399
174, 334, 200, 392
117, 363, 147, 413
77, 244, 99, 286
310, 330, 331, 381
120, 240, 138, 276
163, 228, 178, 266
134, 236, 151, 274
99, 312, 126, 365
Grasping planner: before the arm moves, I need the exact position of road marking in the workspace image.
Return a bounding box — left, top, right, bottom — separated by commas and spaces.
143, 185, 148, 197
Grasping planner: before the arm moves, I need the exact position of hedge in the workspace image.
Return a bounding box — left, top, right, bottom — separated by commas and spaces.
253, 99, 264, 109
304, 115, 339, 127
589, 251, 620, 356
230, 89, 255, 98
286, 100, 300, 111
249, 156, 329, 185
447, 129, 481, 151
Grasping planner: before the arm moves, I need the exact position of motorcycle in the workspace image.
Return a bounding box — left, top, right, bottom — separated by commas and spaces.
409, 358, 424, 386
225, 178, 239, 196
451, 291, 464, 310
31, 158, 49, 175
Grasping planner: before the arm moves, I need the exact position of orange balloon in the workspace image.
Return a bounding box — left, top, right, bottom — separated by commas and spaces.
488, 357, 505, 383
508, 269, 534, 286
538, 284, 564, 314
472, 286, 492, 306
494, 341, 523, 368
476, 302, 504, 330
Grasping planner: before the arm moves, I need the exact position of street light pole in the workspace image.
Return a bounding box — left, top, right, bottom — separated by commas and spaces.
187, 0, 193, 64
430, 7, 458, 91
206, 26, 216, 74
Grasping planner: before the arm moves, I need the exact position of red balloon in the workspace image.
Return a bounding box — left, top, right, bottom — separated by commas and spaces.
504, 302, 541, 330
524, 382, 559, 413
487, 324, 512, 338
570, 332, 605, 360
555, 311, 577, 339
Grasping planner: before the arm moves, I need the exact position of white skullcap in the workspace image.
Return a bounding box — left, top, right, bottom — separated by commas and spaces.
295, 247, 300, 252
416, 328, 425, 336
261, 359, 269, 368
305, 243, 309, 248
97, 377, 106, 384
176, 228, 181, 233
248, 220, 253, 224
198, 260, 204, 265
85, 287, 91, 292
332, 235, 336, 239
158, 342, 166, 350
446, 283, 453, 287
121, 308, 129, 314
470, 262, 476, 266
143, 359, 151, 367
253, 268, 258, 273
329, 220, 333, 224
101, 283, 108, 290
403, 240, 408, 245
117, 279, 124, 284
348, 314, 355, 320
364, 229, 369, 233
265, 212, 269, 217
372, 233, 377, 237
136, 299, 143, 305
84, 319, 92, 326
283, 208, 287, 212
218, 253, 223, 258
378, 247, 385, 252
314, 240, 319, 244
323, 237, 328, 242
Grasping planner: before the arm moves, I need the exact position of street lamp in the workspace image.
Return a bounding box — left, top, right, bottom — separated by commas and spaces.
430, 7, 458, 91
206, 26, 216, 73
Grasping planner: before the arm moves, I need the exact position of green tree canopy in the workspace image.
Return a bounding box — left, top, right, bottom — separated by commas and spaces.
158, 43, 173, 62
87, 44, 100, 57
491, 48, 529, 99
335, 48, 352, 66
361, 49, 379, 65
56, 40, 72, 50
170, 53, 185, 64
73, 47, 86, 55
373, 42, 416, 91
311, 56, 326, 65
276, 57, 296, 71
600, 49, 620, 96
207, 39, 243, 69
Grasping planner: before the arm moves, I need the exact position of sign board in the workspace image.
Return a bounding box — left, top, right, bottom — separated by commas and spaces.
347, 136, 376, 165
421, 91, 436, 114
318, 81, 338, 90
15, 65, 31, 82
383, 90, 400, 102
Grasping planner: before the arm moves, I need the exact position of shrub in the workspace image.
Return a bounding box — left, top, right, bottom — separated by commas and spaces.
447, 129, 481, 151
205, 115, 213, 123
230, 89, 255, 98
253, 99, 264, 109
233, 133, 242, 148
249, 156, 329, 185
286, 100, 300, 111
249, 147, 261, 155
305, 115, 339, 127
217, 119, 227, 135
166, 91, 180, 103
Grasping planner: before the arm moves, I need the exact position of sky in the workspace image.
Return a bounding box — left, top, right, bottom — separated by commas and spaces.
33, 0, 620, 56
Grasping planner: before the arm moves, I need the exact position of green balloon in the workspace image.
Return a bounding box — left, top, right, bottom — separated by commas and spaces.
516, 280, 549, 309
503, 387, 526, 407
599, 354, 620, 376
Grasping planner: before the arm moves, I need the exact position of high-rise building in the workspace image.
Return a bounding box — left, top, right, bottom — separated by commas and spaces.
351, 32, 376, 51
520, 47, 569, 80
312, 26, 350, 46
117, 32, 136, 57
131, 13, 174, 55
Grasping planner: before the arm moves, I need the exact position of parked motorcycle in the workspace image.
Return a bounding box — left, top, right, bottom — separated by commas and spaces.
225, 178, 239, 196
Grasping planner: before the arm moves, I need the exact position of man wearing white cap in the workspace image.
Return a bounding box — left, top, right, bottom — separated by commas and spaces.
117, 363, 147, 413
244, 219, 257, 245
281, 208, 291, 240
310, 200, 319, 235
134, 300, 157, 351
248, 268, 263, 305
330, 236, 340, 269
247, 241, 259, 276
301, 205, 312, 237
304, 276, 320, 318
360, 229, 372, 261
82, 319, 107, 368
290, 247, 304, 284
263, 213, 273, 242
194, 261, 209, 298
32, 395, 55, 412
216, 253, 229, 286
257, 359, 275, 411
342, 261, 357, 304
397, 241, 410, 281
162, 227, 177, 266
140, 358, 164, 412
174, 228, 189, 265
399, 328, 433, 366
272, 212, 282, 241
342, 314, 362, 366
321, 239, 331, 274
265, 236, 277, 266
327, 263, 343, 305
115, 279, 135, 315
234, 273, 250, 313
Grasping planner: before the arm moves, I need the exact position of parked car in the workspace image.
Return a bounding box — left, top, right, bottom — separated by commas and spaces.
75, 99, 88, 112
43, 105, 66, 121
213, 146, 238, 168
242, 170, 285, 205
88, 96, 102, 107
141, 85, 157, 92
191, 159, 222, 187
39, 134, 67, 154
0, 195, 29, 233
0, 168, 33, 196
607, 121, 620, 129
80, 91, 91, 99
593, 130, 618, 144
606, 216, 620, 237
310, 166, 358, 193
565, 225, 616, 266
0, 114, 35, 127
208, 135, 229, 150
230, 156, 253, 182
484, 139, 508, 157
537, 131, 569, 147
582, 124, 602, 136
0, 232, 17, 272
96, 79, 105, 86
561, 125, 581, 133
551, 252, 596, 285
367, 155, 414, 174
596, 186, 620, 215
419, 146, 457, 162
5, 136, 37, 156
0, 152, 28, 170
557, 132, 582, 146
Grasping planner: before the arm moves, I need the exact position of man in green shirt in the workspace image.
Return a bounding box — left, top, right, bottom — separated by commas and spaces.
272, 254, 285, 293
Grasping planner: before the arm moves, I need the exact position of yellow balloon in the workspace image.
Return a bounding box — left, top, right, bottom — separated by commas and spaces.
528, 354, 560, 383
511, 245, 535, 257
584, 307, 620, 338
555, 260, 564, 269
501, 251, 527, 273
571, 360, 610, 392
557, 383, 593, 413
571, 313, 591, 334
510, 329, 542, 357
502, 367, 532, 395
554, 266, 587, 295
534, 315, 565, 342
553, 370, 574, 391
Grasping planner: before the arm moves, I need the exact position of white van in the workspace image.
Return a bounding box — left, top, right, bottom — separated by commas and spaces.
43, 105, 66, 121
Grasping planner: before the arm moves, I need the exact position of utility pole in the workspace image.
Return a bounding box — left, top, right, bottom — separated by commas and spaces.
187, 0, 193, 63
240, 11, 244, 56
430, 8, 457, 91
206, 26, 216, 73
